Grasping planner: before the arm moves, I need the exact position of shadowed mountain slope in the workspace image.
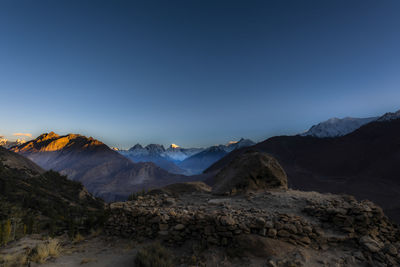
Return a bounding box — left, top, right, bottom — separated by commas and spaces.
206, 119, 400, 222
0, 147, 105, 238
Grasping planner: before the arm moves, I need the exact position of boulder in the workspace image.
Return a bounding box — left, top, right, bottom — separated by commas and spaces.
212, 151, 288, 195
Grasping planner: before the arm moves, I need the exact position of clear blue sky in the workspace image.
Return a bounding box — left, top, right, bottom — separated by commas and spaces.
1, 0, 400, 148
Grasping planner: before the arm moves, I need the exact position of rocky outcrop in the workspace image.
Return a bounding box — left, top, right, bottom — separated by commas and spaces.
211, 151, 288, 195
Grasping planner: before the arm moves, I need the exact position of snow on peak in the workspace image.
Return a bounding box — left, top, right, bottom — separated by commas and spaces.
227, 140, 239, 145
170, 143, 180, 149
377, 110, 400, 122
302, 116, 378, 138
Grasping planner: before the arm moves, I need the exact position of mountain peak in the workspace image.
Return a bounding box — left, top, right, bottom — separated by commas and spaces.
170, 143, 180, 149
129, 143, 143, 151
37, 131, 60, 142
302, 116, 378, 138
145, 144, 165, 153
377, 109, 400, 122
12, 132, 107, 153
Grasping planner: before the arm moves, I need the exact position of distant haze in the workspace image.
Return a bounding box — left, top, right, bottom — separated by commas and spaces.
1, 0, 400, 148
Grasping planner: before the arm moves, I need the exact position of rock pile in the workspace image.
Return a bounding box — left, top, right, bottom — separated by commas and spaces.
303, 196, 400, 266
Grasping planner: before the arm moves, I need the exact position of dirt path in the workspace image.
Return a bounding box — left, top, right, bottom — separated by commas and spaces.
39, 237, 137, 267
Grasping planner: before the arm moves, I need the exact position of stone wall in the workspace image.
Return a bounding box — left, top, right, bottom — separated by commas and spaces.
105, 194, 400, 266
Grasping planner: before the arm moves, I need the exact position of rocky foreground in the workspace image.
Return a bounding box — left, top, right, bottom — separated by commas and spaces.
105, 187, 399, 266
104, 152, 400, 266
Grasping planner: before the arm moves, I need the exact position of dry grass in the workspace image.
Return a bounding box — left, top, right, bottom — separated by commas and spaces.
73, 233, 85, 244
134, 242, 174, 267
0, 253, 28, 267
30, 238, 62, 263
89, 228, 103, 237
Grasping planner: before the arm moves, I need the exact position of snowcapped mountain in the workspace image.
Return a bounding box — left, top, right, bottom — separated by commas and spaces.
117, 138, 255, 175
0, 137, 26, 149
119, 143, 203, 162
377, 110, 400, 122
0, 137, 7, 147
164, 145, 204, 161
301, 117, 378, 138
118, 144, 191, 175
225, 138, 255, 152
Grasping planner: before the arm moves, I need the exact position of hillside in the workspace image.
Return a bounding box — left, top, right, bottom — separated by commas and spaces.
11, 132, 192, 201
206, 118, 400, 223
0, 147, 105, 241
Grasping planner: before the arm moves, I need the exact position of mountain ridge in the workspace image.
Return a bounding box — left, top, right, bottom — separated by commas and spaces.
11, 132, 194, 201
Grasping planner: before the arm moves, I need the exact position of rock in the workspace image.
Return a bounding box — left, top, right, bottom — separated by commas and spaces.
174, 224, 186, 231
255, 217, 266, 228
268, 229, 277, 238
220, 215, 236, 226
159, 223, 169, 231
297, 236, 311, 245
384, 243, 398, 256
158, 230, 169, 236
277, 230, 290, 237
359, 236, 384, 253
212, 151, 288, 195
352, 251, 365, 261
259, 228, 267, 236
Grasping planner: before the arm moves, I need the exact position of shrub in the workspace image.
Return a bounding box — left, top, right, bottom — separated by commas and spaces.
134, 242, 174, 267
73, 233, 85, 243
0, 220, 12, 245
30, 238, 62, 263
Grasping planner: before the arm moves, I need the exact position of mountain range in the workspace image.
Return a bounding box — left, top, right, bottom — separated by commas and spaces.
301, 116, 378, 137
10, 132, 197, 201
206, 110, 400, 223
117, 138, 255, 175
6, 108, 400, 224
301, 109, 400, 138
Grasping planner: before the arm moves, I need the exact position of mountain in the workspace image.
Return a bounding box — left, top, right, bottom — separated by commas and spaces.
11, 132, 192, 201
377, 109, 400, 121
0, 146, 105, 238
0, 137, 26, 149
119, 144, 190, 175
178, 145, 229, 175
178, 138, 255, 175
224, 138, 255, 152
117, 139, 254, 175
206, 115, 400, 223
163, 144, 204, 162
301, 116, 378, 138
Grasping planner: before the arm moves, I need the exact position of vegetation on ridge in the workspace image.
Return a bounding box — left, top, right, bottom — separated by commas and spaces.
0, 159, 107, 245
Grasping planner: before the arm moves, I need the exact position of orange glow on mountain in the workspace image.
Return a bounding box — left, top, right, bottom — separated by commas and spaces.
171, 144, 180, 148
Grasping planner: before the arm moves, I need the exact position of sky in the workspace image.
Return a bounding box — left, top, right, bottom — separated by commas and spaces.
1, 0, 400, 148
